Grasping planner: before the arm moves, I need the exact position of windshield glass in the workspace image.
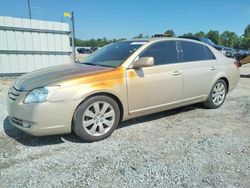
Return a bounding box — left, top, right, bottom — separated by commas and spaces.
79, 41, 148, 67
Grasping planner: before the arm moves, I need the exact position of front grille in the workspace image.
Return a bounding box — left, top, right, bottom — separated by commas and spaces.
9, 117, 23, 127
8, 87, 22, 101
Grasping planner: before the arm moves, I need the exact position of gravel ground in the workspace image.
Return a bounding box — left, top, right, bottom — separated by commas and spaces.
0, 67, 250, 187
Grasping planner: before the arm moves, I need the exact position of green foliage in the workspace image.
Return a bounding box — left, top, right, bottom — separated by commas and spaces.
74, 24, 250, 50
207, 30, 221, 45
244, 24, 250, 38
234, 36, 243, 49
220, 31, 238, 48
182, 32, 194, 37
133, 34, 149, 39
133, 34, 144, 39
242, 38, 250, 49
242, 24, 250, 49
74, 37, 126, 47
194, 31, 206, 37
164, 30, 176, 37
182, 24, 250, 50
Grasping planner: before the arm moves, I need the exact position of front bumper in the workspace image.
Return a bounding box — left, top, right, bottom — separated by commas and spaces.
7, 93, 79, 136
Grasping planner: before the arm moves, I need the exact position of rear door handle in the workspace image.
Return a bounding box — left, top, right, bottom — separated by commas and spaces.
172, 70, 182, 76
211, 66, 217, 70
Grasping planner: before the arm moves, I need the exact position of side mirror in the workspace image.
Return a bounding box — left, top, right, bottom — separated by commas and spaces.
130, 57, 154, 69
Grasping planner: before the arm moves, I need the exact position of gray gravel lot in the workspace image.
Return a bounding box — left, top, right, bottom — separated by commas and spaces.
0, 67, 250, 187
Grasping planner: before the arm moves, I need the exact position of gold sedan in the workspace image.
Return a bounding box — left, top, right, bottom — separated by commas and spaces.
7, 38, 240, 141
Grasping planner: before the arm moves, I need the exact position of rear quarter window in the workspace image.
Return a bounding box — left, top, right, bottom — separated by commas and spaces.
204, 46, 216, 60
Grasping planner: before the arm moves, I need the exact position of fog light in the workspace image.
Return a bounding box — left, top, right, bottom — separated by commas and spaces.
23, 121, 32, 128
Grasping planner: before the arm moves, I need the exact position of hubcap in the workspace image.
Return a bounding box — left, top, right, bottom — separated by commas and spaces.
82, 101, 115, 136
212, 82, 226, 106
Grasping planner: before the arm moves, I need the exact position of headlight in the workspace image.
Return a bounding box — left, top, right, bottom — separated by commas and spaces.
24, 86, 59, 104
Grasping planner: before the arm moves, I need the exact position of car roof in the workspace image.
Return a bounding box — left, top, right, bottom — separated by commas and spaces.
126, 37, 210, 45
178, 36, 202, 40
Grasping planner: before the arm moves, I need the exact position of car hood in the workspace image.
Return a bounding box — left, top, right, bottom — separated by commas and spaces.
14, 63, 112, 91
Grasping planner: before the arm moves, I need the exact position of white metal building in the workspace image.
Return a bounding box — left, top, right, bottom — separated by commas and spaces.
0, 16, 71, 75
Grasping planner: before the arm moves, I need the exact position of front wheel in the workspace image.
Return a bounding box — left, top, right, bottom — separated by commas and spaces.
73, 95, 120, 142
203, 79, 227, 109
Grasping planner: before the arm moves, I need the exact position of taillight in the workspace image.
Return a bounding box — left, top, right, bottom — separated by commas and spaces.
234, 60, 240, 68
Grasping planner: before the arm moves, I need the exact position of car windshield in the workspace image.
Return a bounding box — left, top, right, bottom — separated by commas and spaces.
79, 41, 148, 67
200, 38, 216, 46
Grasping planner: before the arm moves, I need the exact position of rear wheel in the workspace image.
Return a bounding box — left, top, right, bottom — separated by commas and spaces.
73, 95, 120, 142
203, 79, 227, 109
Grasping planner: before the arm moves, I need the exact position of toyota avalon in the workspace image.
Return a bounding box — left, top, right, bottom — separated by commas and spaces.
7, 38, 240, 142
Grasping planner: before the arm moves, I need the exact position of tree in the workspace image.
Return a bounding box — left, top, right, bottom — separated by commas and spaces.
206, 30, 220, 45
182, 32, 194, 37
74, 38, 126, 47
242, 24, 250, 50
220, 31, 238, 47
194, 31, 206, 37
164, 30, 176, 37
244, 24, 250, 38
234, 36, 243, 49
133, 34, 144, 39
73, 23, 250, 49
242, 38, 250, 50
75, 38, 83, 46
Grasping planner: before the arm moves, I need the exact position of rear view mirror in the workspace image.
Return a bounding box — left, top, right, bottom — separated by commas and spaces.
130, 57, 154, 69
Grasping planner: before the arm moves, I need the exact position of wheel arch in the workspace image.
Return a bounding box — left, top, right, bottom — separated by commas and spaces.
88, 92, 124, 121
219, 77, 229, 93
209, 72, 229, 93
71, 91, 124, 130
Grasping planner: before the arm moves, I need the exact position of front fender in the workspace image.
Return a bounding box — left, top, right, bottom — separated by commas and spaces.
49, 83, 128, 120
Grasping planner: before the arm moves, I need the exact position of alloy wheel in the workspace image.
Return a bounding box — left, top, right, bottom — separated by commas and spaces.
212, 82, 226, 106
82, 101, 115, 136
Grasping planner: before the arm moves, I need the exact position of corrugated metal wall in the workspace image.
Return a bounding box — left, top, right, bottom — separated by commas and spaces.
0, 16, 71, 75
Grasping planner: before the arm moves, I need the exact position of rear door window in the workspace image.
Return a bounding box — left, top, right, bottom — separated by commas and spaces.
180, 41, 214, 62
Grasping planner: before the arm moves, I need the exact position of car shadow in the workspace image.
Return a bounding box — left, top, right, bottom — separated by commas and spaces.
3, 103, 204, 147
3, 118, 84, 146
119, 103, 203, 129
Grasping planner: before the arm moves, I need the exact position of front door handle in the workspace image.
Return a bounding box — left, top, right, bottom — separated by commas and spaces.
172, 70, 182, 76
211, 66, 217, 70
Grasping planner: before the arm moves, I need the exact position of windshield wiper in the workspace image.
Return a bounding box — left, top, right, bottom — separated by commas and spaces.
81, 62, 99, 66
83, 62, 116, 68
78, 61, 116, 68
98, 64, 116, 68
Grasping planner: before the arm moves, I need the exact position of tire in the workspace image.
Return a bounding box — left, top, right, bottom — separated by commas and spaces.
73, 95, 120, 142
203, 79, 227, 109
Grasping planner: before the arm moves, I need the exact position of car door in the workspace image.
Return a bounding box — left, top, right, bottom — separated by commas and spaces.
126, 40, 183, 114
178, 40, 218, 100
